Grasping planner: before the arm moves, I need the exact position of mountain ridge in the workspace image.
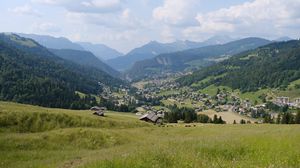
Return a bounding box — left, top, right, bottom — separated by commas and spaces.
126, 37, 271, 81
106, 35, 236, 71
78, 42, 123, 60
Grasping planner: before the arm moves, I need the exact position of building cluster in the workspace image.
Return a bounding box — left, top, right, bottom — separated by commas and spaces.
274, 97, 300, 107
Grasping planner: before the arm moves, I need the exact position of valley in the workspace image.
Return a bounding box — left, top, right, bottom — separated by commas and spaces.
1, 32, 300, 168
2, 0, 300, 167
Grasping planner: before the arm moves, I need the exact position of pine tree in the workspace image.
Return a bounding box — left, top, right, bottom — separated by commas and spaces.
217, 116, 225, 124
213, 115, 218, 124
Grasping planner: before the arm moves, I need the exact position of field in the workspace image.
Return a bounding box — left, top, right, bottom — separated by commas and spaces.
1, 101, 300, 168
199, 110, 258, 124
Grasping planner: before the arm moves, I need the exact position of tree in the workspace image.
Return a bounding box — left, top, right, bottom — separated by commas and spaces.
281, 112, 294, 124
233, 120, 237, 124
240, 119, 246, 124
217, 116, 225, 124
276, 114, 281, 124
213, 115, 218, 124
197, 114, 210, 123
281, 105, 289, 113
263, 114, 273, 123
295, 110, 300, 124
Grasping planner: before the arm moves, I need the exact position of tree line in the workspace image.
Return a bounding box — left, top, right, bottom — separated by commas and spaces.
164, 105, 225, 124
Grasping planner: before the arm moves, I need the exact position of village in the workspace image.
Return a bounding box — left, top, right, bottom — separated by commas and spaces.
97, 79, 300, 124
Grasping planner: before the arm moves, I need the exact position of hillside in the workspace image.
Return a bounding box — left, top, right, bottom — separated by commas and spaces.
78, 42, 123, 60
178, 40, 300, 92
50, 49, 120, 77
126, 37, 271, 81
107, 36, 235, 71
0, 33, 124, 108
1, 101, 300, 168
17, 33, 84, 51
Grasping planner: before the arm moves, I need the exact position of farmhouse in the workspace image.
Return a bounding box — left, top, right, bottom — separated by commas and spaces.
139, 112, 163, 124
90, 106, 106, 116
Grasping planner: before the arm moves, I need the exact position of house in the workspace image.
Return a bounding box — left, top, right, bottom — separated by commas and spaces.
90, 106, 107, 111
243, 100, 251, 109
294, 98, 300, 107
139, 112, 163, 124
276, 97, 290, 105
90, 106, 106, 117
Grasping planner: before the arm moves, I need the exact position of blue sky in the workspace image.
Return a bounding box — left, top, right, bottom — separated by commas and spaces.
0, 0, 299, 53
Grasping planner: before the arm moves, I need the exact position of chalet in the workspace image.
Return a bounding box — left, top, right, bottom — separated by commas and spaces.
139, 112, 163, 124
90, 106, 106, 117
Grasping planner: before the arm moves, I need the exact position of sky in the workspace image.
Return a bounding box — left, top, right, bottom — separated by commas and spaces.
0, 0, 300, 53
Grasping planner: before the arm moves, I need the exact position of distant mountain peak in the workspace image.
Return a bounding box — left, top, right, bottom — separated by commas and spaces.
77, 42, 123, 60
274, 36, 294, 42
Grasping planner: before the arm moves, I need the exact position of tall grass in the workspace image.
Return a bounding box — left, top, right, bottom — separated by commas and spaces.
0, 101, 300, 168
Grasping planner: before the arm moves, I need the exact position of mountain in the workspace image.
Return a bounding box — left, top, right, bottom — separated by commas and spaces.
126, 37, 271, 81
78, 42, 123, 60
275, 36, 294, 42
200, 35, 236, 46
0, 33, 124, 108
107, 36, 236, 71
17, 33, 84, 51
178, 40, 300, 92
106, 41, 183, 71
49, 49, 120, 77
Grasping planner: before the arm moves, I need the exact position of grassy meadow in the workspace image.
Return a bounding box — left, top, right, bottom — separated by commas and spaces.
1, 101, 300, 168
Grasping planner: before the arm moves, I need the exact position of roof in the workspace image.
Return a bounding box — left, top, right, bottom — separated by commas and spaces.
90, 106, 106, 111
139, 112, 160, 122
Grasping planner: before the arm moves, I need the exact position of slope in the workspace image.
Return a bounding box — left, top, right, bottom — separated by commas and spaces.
78, 42, 123, 60
0, 33, 124, 108
50, 49, 120, 77
178, 40, 300, 92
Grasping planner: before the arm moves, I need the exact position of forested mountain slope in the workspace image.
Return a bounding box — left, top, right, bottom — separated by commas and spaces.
178, 40, 300, 92
50, 49, 120, 77
0, 33, 124, 108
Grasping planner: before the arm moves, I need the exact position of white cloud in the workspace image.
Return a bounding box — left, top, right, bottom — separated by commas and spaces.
183, 0, 300, 40
152, 0, 198, 26
160, 26, 175, 42
33, 0, 123, 13
66, 8, 146, 30
31, 0, 72, 5
32, 22, 61, 33
9, 5, 41, 17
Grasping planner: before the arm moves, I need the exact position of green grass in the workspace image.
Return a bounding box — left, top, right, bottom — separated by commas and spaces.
235, 89, 270, 104
1, 101, 300, 168
10, 34, 37, 47
157, 90, 180, 96
200, 84, 232, 96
